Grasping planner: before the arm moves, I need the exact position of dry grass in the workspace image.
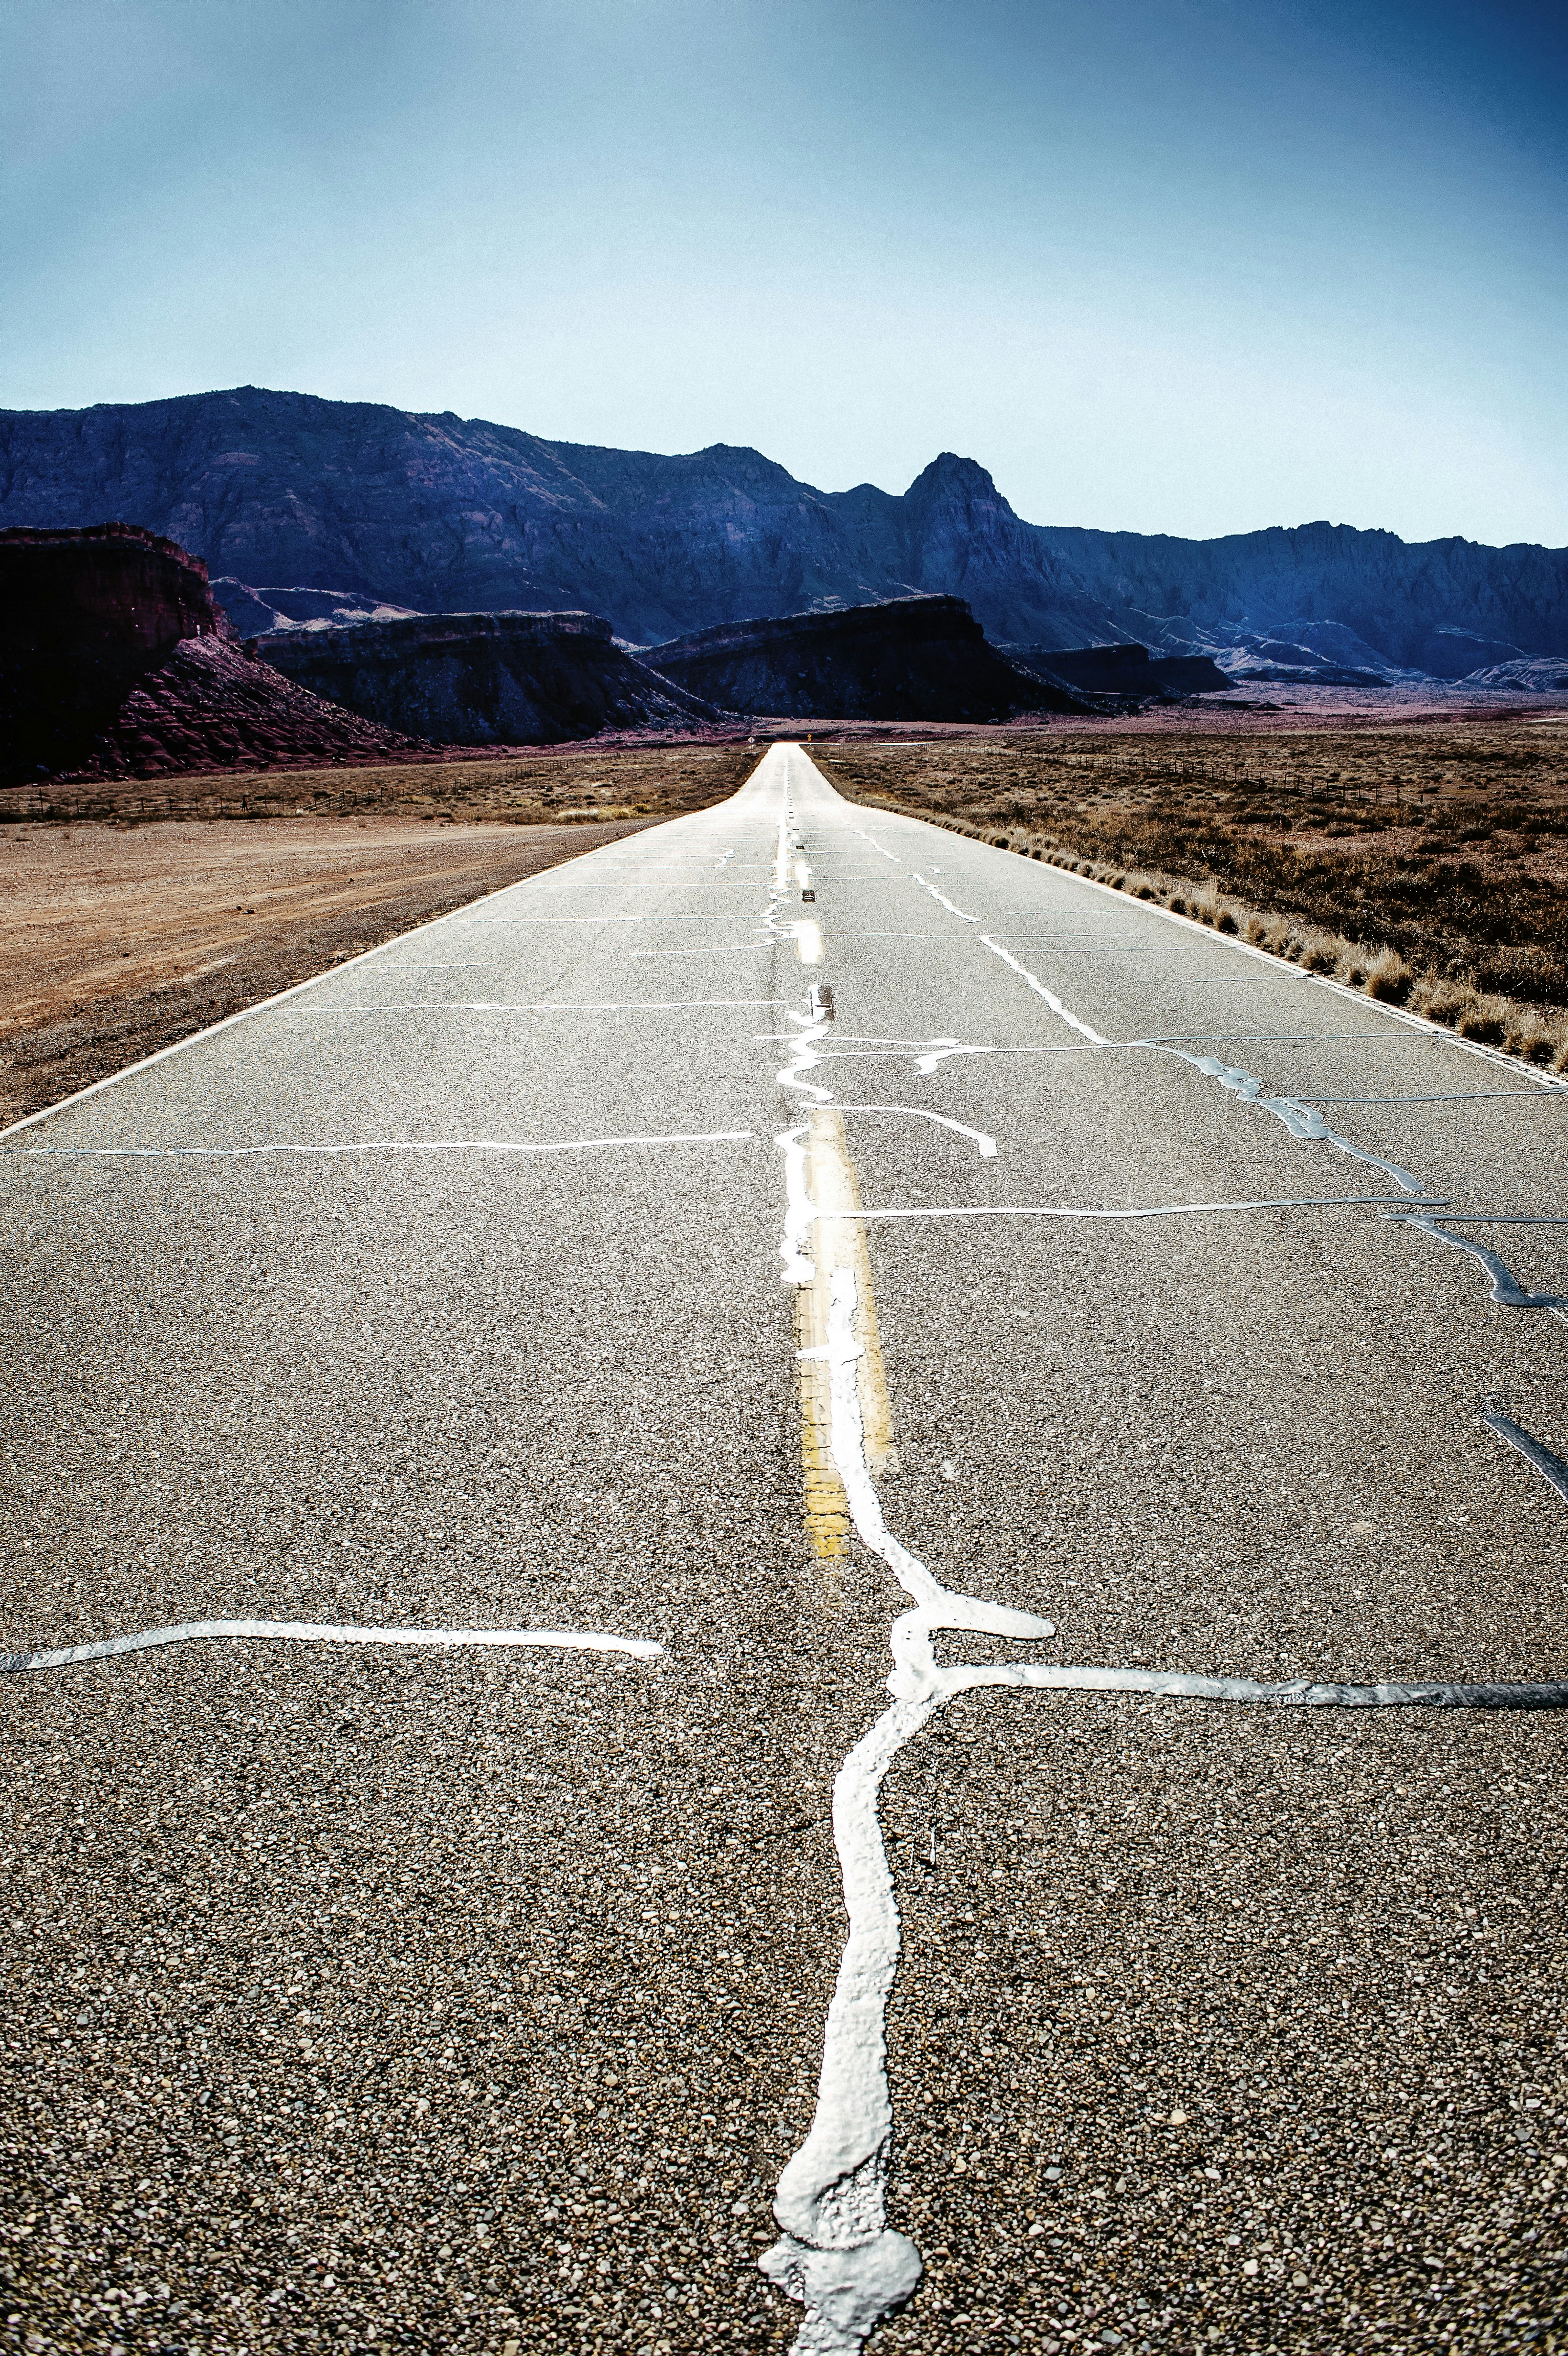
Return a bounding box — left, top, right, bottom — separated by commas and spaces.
0, 739, 760, 829
816, 723, 1568, 1070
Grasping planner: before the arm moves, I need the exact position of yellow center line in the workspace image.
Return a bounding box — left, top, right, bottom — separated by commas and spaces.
795, 1105, 895, 1568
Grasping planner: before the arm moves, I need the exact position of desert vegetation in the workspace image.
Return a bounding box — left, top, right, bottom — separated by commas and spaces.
818, 720, 1568, 1067
0, 738, 758, 828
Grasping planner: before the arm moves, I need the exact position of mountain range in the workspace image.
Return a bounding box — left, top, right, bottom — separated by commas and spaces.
2, 386, 1566, 679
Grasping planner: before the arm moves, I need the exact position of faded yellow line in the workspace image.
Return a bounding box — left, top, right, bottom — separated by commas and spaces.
795, 1106, 895, 1566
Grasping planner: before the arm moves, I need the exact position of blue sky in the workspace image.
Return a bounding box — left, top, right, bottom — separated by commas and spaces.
2, 0, 1565, 545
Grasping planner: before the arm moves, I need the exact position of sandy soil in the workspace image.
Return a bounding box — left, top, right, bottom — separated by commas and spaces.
0, 814, 664, 1131
0, 738, 776, 1129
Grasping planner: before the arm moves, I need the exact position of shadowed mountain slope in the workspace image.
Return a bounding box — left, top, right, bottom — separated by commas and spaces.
2, 387, 1566, 674
1007, 643, 1234, 698
260, 610, 725, 744
645, 597, 1090, 720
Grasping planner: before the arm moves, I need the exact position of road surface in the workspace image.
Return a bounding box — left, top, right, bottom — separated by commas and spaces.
5, 743, 1568, 2356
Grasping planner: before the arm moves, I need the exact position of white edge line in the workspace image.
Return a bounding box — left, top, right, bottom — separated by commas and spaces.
881, 811, 1568, 1096
0, 819, 675, 1144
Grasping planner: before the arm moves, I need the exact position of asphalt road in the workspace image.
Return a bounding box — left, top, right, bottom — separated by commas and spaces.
4, 742, 1568, 2356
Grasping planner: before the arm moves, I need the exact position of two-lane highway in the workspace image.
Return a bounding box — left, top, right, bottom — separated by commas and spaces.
5, 743, 1568, 2356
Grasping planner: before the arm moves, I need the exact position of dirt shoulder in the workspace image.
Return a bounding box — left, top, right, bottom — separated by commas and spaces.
0, 815, 664, 1129
1, 741, 763, 1129
816, 718, 1568, 1065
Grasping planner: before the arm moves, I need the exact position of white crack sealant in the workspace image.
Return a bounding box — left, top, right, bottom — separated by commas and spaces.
6, 1132, 755, 1163
1394, 1212, 1568, 1319
1483, 1405, 1568, 1503
0, 1621, 663, 1677
761, 767, 1568, 2354
965, 923, 1568, 1322
761, 1029, 1001, 1090
762, 1250, 1057, 2355
1176, 1052, 1426, 1194
854, 1194, 1425, 1223
762, 1159, 1568, 2356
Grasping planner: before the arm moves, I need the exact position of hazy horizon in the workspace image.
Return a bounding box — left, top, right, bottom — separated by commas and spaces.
3, 0, 1565, 548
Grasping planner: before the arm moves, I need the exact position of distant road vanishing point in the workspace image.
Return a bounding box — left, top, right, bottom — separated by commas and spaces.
5, 746, 1568, 2354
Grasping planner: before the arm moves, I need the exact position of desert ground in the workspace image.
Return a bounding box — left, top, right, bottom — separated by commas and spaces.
0, 745, 760, 1128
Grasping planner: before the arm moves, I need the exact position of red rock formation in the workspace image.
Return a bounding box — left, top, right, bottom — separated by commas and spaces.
0, 522, 433, 783
0, 519, 222, 658
64, 634, 433, 780
0, 522, 231, 771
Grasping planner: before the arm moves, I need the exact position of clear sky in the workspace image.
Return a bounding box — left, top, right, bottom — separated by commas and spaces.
3, 0, 1565, 546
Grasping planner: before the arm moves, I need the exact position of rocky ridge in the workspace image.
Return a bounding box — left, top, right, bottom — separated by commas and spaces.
2, 388, 1564, 676
644, 596, 1090, 721
1007, 642, 1234, 699
259, 609, 724, 744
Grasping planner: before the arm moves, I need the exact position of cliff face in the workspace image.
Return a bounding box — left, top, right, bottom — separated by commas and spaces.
1, 632, 432, 787
645, 595, 1088, 721
260, 609, 724, 744
0, 521, 229, 770
0, 520, 222, 661
1042, 518, 1561, 677
1009, 642, 1233, 698
0, 522, 433, 784
2, 389, 1565, 673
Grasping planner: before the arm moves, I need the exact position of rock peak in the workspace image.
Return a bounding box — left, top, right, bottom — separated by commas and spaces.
905, 452, 1005, 502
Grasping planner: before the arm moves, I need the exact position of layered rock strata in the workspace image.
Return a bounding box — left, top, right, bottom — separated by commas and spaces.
1007, 642, 1234, 698
259, 609, 724, 743
644, 596, 1088, 721
0, 522, 430, 784
1, 522, 229, 773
